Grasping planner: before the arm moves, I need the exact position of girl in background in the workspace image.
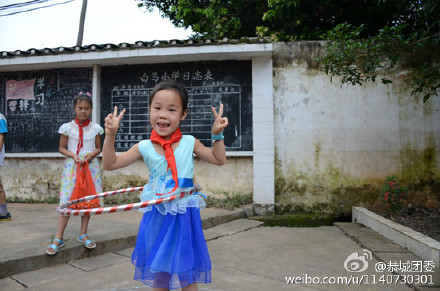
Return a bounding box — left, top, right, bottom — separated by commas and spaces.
46, 92, 104, 255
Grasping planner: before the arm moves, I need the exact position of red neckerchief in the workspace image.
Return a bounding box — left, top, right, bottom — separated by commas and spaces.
150, 128, 182, 195
74, 117, 90, 156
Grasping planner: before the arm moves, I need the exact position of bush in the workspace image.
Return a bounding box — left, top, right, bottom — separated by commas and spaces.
380, 176, 408, 213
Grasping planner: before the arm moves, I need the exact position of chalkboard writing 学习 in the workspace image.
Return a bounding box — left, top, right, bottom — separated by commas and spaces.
101, 61, 253, 152
2, 68, 93, 153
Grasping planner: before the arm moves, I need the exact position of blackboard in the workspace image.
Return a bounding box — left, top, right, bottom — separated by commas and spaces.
101, 61, 253, 151
1, 68, 93, 152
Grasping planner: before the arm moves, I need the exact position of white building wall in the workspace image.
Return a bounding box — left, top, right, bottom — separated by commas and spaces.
273, 42, 440, 212
252, 57, 275, 206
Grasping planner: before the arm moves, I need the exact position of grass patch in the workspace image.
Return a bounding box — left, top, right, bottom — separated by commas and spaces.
6, 196, 140, 205
104, 196, 140, 206
205, 193, 253, 210
7, 196, 59, 204
7, 192, 254, 211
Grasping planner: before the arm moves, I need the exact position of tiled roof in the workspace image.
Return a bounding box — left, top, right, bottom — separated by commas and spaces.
0, 37, 271, 59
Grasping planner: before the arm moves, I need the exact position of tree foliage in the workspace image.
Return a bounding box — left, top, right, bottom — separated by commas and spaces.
319, 0, 439, 102
135, 0, 267, 39
258, 0, 409, 41
136, 0, 407, 40
136, 0, 439, 101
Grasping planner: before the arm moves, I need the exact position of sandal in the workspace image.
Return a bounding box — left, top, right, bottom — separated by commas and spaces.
46, 239, 64, 255
78, 234, 96, 249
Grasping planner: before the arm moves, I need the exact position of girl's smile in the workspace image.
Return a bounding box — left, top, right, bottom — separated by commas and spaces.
149, 89, 187, 140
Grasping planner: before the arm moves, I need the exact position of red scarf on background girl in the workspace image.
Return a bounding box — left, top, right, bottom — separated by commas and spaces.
71, 117, 99, 209
149, 128, 182, 195
75, 117, 90, 155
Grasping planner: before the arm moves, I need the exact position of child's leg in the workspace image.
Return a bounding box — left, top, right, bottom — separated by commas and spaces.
153, 272, 171, 291
79, 215, 96, 248
0, 191, 8, 212
0, 181, 6, 204
55, 215, 70, 240
182, 283, 198, 291
46, 215, 69, 254
0, 177, 9, 217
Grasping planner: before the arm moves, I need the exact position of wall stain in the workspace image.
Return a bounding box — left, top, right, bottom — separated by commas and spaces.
275, 160, 380, 215
275, 137, 439, 215
399, 134, 438, 183
313, 141, 321, 170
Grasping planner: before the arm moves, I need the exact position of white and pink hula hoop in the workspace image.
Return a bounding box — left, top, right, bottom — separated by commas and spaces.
56, 185, 199, 216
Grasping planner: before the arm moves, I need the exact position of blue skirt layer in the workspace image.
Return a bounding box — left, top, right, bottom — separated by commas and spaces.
132, 207, 211, 289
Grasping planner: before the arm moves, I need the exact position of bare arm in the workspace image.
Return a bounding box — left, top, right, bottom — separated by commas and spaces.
103, 138, 142, 170
59, 134, 82, 163
0, 133, 4, 152
194, 138, 226, 165
102, 106, 142, 170
193, 104, 229, 165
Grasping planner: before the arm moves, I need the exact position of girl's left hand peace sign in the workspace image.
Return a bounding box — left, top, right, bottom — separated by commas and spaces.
211, 103, 229, 135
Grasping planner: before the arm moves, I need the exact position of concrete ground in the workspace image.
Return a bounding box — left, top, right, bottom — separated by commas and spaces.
0, 203, 245, 278
0, 203, 439, 291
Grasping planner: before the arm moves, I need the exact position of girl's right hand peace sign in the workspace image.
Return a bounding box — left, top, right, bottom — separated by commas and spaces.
104, 106, 126, 137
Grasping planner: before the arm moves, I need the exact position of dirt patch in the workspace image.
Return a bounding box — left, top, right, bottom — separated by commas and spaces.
372, 207, 440, 242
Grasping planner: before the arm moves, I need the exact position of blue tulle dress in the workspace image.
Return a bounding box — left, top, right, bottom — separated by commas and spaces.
132, 135, 211, 289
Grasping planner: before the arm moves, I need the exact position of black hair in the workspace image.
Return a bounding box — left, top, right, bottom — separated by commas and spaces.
74, 92, 93, 108
149, 79, 188, 112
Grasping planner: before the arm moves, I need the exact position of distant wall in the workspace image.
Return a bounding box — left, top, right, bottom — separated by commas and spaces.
1, 157, 253, 202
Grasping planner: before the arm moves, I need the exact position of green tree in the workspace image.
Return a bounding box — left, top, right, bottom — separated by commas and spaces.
136, 0, 408, 40
319, 0, 439, 102
258, 0, 406, 41
135, 0, 267, 39
137, 0, 439, 101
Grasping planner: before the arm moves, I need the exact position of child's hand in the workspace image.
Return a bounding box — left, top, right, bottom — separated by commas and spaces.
105, 106, 126, 137
84, 153, 93, 163
211, 103, 229, 135
73, 155, 82, 164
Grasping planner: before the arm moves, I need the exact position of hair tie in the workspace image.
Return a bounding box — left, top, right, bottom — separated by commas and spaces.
78, 91, 91, 97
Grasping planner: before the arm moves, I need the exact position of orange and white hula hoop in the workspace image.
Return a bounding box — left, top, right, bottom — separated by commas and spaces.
56, 185, 199, 216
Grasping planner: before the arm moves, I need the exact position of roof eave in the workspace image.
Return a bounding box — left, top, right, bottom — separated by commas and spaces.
0, 42, 273, 72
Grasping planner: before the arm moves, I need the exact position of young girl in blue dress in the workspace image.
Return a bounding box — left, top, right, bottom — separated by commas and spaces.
102, 79, 228, 290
